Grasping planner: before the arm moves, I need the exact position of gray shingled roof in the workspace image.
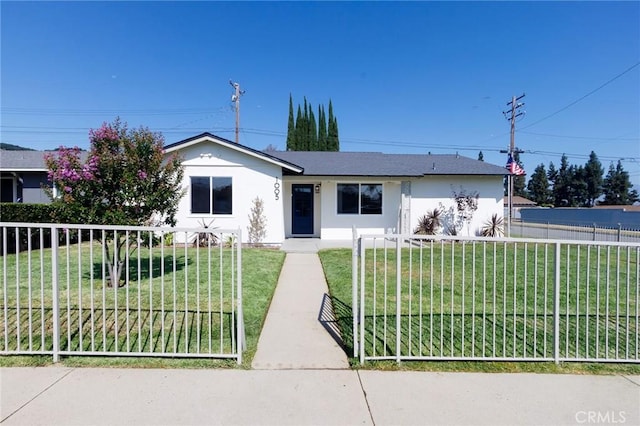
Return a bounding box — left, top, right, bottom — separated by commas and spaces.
1, 145, 508, 177
0, 150, 89, 171
272, 151, 507, 177
0, 150, 49, 170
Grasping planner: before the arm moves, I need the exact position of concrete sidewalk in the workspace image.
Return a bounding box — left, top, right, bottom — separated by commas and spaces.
2, 367, 638, 425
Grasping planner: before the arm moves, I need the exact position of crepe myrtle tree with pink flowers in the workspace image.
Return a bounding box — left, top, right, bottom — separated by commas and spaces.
44, 118, 184, 287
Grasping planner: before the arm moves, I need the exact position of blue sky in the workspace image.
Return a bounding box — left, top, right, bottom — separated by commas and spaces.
2, 1, 639, 185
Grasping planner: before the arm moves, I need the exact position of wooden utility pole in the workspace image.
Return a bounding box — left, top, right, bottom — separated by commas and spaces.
502, 93, 525, 237
230, 80, 245, 144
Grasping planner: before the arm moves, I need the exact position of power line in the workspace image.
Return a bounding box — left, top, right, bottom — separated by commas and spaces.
520, 61, 640, 131
3, 126, 639, 164
1, 107, 225, 116
520, 130, 640, 141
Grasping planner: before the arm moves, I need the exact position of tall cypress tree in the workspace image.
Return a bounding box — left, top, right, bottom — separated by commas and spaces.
298, 98, 307, 150
327, 99, 339, 151
286, 94, 295, 151
287, 95, 339, 151
294, 105, 303, 151
308, 108, 318, 151
318, 105, 327, 151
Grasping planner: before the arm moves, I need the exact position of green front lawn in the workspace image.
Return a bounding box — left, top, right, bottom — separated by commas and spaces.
0, 243, 285, 369
320, 245, 640, 375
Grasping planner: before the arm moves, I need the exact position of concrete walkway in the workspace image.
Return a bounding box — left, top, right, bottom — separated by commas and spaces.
251, 251, 349, 369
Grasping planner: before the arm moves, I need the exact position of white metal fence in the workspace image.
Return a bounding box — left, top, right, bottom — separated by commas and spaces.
352, 232, 640, 364
512, 220, 640, 243
0, 223, 244, 363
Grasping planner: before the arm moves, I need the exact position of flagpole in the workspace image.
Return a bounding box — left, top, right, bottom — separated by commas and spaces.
502, 93, 525, 239
508, 174, 512, 237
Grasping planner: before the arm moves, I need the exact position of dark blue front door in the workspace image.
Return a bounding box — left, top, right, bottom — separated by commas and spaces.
292, 184, 314, 235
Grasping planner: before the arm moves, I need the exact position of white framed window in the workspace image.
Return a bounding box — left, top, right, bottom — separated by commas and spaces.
337, 183, 382, 215
190, 176, 232, 215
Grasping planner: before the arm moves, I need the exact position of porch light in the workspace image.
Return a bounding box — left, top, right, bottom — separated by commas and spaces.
314, 184, 321, 193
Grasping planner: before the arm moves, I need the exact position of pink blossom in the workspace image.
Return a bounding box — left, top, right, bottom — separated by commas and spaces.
89, 123, 119, 142
137, 170, 147, 180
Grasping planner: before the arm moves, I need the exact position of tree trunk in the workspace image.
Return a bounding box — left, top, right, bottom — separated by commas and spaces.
104, 235, 126, 288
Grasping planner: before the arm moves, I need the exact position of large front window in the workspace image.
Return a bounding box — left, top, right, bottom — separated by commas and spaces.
191, 176, 232, 214
337, 183, 382, 215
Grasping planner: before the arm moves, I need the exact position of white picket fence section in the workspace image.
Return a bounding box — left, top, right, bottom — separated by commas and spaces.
0, 223, 244, 364
352, 231, 640, 364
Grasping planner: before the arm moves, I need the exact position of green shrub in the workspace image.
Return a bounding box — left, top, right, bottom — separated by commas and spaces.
0, 203, 55, 223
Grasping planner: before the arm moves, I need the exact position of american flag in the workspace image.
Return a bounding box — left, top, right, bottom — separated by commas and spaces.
506, 154, 525, 176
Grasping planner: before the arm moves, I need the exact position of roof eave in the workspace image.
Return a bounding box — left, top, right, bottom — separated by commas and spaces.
0, 168, 48, 172
165, 133, 304, 173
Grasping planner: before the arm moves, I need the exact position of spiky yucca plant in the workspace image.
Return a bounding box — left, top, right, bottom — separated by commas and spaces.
480, 214, 504, 237
414, 207, 443, 235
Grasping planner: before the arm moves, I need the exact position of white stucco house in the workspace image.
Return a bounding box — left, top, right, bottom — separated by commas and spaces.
165, 133, 508, 243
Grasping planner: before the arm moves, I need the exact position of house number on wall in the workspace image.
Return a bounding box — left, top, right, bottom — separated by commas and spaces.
274, 177, 280, 200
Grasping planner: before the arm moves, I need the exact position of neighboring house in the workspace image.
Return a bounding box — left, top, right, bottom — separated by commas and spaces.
504, 195, 537, 220
166, 133, 507, 242
0, 150, 52, 203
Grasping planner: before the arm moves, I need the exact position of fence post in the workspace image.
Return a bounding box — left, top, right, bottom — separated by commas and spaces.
51, 227, 60, 363
396, 233, 402, 362
617, 223, 622, 242
352, 226, 359, 358
236, 229, 244, 365
593, 223, 597, 241
359, 233, 366, 364
553, 242, 561, 364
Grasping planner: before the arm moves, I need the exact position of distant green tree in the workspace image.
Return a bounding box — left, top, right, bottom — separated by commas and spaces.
294, 105, 305, 150
527, 164, 552, 205
317, 105, 327, 151
601, 161, 639, 205
327, 99, 340, 151
569, 165, 589, 207
286, 96, 339, 151
553, 155, 572, 207
547, 161, 558, 187
0, 143, 35, 151
286, 94, 296, 151
300, 98, 310, 150
583, 151, 604, 207
308, 107, 318, 151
